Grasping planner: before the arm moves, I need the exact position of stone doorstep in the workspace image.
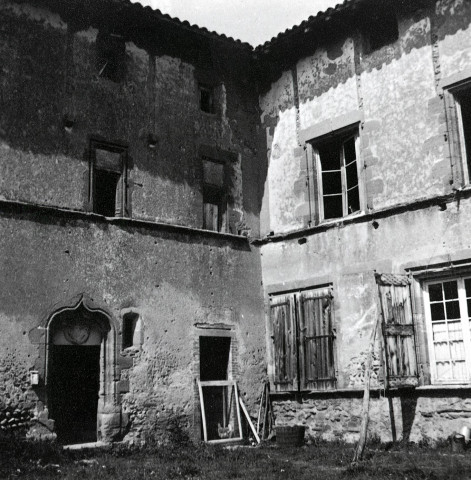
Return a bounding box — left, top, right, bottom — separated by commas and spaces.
63, 441, 110, 450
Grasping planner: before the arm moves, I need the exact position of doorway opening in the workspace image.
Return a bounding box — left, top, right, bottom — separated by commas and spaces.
47, 302, 110, 444
198, 335, 241, 442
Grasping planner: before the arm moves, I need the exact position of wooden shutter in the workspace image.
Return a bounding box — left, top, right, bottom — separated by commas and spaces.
376, 273, 418, 388
270, 294, 298, 391
298, 288, 336, 390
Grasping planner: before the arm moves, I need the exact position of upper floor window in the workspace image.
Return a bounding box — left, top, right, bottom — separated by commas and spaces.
363, 6, 398, 53
96, 31, 125, 82
452, 85, 471, 182
424, 277, 471, 384
202, 157, 226, 232
269, 287, 336, 392
89, 141, 129, 217
199, 84, 215, 114
313, 132, 361, 221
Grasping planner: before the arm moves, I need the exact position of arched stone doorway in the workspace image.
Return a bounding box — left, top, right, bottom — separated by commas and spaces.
46, 296, 119, 444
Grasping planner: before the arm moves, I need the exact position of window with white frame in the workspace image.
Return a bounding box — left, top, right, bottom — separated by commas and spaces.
424, 278, 471, 384
313, 132, 361, 220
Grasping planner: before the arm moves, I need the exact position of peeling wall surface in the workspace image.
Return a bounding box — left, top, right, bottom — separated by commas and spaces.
260, 0, 471, 444
0, 0, 265, 443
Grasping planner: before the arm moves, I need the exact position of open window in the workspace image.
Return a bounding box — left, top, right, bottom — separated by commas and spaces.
96, 31, 126, 82
312, 132, 361, 220
202, 157, 226, 232
423, 277, 471, 384
448, 82, 471, 184
89, 141, 129, 217
376, 273, 418, 388
269, 287, 336, 392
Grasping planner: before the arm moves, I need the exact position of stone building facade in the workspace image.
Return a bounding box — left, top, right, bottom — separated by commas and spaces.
2, 0, 471, 445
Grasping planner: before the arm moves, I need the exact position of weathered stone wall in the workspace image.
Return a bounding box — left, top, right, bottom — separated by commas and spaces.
0, 0, 265, 442
0, 0, 261, 236
273, 391, 471, 444
0, 206, 265, 442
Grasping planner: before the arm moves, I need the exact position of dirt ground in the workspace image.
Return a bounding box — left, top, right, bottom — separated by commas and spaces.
2, 436, 471, 479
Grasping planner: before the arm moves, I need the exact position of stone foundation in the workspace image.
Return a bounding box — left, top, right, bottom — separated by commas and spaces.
273, 390, 471, 444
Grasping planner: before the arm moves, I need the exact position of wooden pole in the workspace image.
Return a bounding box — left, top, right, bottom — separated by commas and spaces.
352, 314, 380, 464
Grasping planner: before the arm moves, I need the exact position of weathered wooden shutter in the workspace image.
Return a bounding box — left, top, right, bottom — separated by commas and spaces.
270, 294, 298, 391
298, 288, 336, 390
376, 273, 418, 388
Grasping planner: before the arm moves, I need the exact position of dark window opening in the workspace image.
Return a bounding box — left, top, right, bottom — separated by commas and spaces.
364, 8, 398, 53
316, 133, 360, 220
89, 142, 129, 218
202, 157, 226, 232
203, 185, 225, 232
200, 85, 215, 113
199, 336, 231, 381
456, 88, 471, 177
94, 170, 120, 217
96, 32, 125, 82
122, 312, 141, 350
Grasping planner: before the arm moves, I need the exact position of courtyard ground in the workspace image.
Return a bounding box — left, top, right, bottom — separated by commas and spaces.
2, 435, 471, 479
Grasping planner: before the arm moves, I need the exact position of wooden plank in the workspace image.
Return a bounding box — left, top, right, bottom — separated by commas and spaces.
239, 397, 260, 444
197, 380, 208, 442
199, 380, 237, 387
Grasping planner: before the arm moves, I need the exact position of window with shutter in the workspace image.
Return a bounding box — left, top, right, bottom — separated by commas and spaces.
376, 273, 418, 388
269, 287, 336, 392
298, 288, 336, 390
270, 294, 298, 392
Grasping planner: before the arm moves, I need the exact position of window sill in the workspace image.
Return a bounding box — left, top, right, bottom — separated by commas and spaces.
416, 384, 471, 391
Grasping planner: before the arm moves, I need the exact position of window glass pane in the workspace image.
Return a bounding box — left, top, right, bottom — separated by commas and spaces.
346, 161, 358, 189
430, 303, 445, 321
343, 137, 356, 164
443, 280, 458, 300
429, 283, 443, 302
445, 300, 461, 319
322, 171, 342, 195
467, 299, 471, 317
319, 145, 341, 170
347, 186, 360, 214
323, 194, 343, 219
465, 278, 471, 298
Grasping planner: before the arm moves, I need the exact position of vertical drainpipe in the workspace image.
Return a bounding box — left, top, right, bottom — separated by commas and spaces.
292, 64, 313, 226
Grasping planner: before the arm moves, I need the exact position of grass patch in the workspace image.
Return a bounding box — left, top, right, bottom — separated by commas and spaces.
2, 432, 471, 480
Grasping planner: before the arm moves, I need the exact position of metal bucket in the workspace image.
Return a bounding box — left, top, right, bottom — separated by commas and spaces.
452, 433, 465, 453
